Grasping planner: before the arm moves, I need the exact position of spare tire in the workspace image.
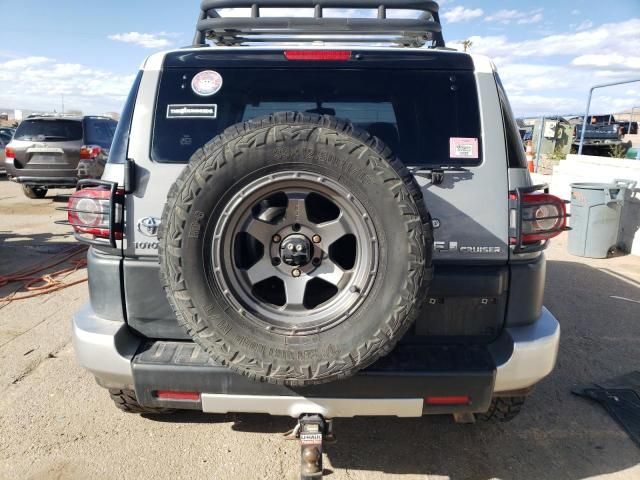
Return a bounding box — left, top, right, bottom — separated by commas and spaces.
159, 112, 433, 386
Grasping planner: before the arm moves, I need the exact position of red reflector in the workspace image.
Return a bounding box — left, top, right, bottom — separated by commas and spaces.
5, 147, 15, 159
425, 396, 470, 406
156, 391, 201, 401
284, 50, 351, 61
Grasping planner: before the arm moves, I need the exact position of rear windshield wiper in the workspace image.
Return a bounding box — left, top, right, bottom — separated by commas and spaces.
42, 136, 68, 140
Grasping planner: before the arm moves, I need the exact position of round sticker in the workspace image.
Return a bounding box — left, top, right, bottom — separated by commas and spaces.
191, 70, 223, 97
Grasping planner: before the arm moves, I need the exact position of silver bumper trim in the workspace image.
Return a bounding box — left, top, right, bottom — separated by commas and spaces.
494, 307, 560, 393
201, 394, 424, 418
72, 304, 141, 390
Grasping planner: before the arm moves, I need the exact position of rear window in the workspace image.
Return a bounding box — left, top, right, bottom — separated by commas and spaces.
14, 119, 83, 142
152, 68, 482, 167
83, 118, 117, 149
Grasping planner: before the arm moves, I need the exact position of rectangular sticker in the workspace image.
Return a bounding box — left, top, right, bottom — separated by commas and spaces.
450, 137, 479, 159
167, 104, 218, 119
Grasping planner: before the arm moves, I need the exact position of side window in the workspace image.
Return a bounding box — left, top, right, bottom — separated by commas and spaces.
84, 119, 118, 148
495, 74, 527, 169
108, 71, 142, 164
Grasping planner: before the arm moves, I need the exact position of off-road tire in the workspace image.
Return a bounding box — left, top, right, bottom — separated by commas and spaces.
108, 389, 175, 414
22, 185, 48, 199
159, 112, 433, 387
477, 396, 526, 422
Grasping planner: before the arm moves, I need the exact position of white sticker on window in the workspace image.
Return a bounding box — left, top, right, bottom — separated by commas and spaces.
167, 104, 218, 119
191, 70, 223, 97
450, 137, 479, 159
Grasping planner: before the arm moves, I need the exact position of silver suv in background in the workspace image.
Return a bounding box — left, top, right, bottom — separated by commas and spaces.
4, 115, 116, 198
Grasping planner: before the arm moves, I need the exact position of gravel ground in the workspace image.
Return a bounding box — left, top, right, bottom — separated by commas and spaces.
1, 177, 639, 480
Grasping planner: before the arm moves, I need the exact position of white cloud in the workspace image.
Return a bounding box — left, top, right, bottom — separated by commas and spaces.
571, 54, 640, 70
450, 19, 640, 116
485, 9, 543, 25
218, 7, 426, 19
575, 20, 594, 31
108, 32, 175, 49
518, 13, 543, 25
442, 6, 484, 23
0, 56, 135, 114
451, 19, 640, 61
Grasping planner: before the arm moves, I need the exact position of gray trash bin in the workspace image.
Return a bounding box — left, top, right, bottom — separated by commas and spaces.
568, 179, 637, 258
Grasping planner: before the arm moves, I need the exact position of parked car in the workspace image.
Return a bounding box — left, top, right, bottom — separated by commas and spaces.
0, 132, 10, 174
65, 1, 567, 477
571, 115, 633, 155
0, 127, 15, 138
4, 115, 116, 198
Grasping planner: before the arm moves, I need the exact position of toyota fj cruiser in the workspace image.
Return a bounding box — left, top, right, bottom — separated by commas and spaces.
66, 1, 566, 477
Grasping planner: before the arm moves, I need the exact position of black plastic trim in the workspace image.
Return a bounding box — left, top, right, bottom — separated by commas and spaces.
164, 49, 474, 70
505, 255, 545, 327
87, 248, 124, 322
133, 341, 495, 413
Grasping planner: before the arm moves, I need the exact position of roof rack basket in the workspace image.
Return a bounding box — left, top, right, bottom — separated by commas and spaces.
193, 0, 445, 48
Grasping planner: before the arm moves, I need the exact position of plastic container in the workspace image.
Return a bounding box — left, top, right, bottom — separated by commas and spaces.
568, 180, 637, 258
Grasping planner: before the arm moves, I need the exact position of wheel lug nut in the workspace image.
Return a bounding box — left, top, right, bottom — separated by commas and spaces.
272, 258, 281, 266
272, 235, 281, 243
292, 269, 301, 278
312, 235, 321, 244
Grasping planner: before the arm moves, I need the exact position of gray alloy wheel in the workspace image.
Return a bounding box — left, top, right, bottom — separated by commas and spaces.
213, 173, 378, 335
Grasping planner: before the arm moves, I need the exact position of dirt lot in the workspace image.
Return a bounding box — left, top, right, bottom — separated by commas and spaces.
1, 176, 639, 480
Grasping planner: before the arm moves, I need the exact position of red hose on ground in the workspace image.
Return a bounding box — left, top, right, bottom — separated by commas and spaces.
0, 246, 88, 303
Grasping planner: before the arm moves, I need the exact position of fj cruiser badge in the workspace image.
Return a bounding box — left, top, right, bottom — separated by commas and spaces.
137, 217, 161, 237
191, 70, 223, 96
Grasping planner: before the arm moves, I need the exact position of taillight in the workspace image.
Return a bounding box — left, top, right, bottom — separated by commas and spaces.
5, 146, 15, 159
284, 50, 351, 61
67, 186, 122, 240
510, 188, 569, 252
80, 145, 102, 160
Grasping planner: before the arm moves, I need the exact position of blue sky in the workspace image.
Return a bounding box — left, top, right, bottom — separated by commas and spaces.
1, 0, 639, 117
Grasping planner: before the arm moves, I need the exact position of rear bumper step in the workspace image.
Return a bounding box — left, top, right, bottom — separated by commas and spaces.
132, 342, 496, 415
73, 307, 560, 418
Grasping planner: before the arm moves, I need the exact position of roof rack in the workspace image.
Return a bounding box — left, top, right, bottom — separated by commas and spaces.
193, 0, 445, 48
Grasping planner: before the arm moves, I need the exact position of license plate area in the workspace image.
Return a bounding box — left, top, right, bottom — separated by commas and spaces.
29, 154, 66, 165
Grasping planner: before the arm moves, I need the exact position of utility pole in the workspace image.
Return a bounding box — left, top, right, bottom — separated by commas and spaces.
61, 94, 65, 114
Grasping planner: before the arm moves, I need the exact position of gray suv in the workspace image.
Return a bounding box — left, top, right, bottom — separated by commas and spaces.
65, 1, 568, 477
5, 115, 116, 198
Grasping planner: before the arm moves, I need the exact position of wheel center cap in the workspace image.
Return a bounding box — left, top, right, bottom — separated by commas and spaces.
280, 234, 312, 267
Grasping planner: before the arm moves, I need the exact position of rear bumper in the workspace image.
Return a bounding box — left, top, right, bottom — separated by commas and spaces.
5, 160, 78, 186
73, 306, 560, 418
8, 175, 78, 187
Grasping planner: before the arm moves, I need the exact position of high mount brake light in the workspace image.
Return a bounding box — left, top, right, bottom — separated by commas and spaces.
65, 184, 123, 243
80, 145, 102, 160
510, 188, 569, 253
284, 50, 352, 61
5, 146, 15, 159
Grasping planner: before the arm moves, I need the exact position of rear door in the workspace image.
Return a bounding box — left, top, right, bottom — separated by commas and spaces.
12, 119, 83, 170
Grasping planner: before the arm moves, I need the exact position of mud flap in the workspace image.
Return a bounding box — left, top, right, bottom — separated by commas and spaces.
573, 371, 640, 447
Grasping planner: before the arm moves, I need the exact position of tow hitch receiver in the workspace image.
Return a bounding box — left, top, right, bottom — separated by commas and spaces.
285, 414, 335, 480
